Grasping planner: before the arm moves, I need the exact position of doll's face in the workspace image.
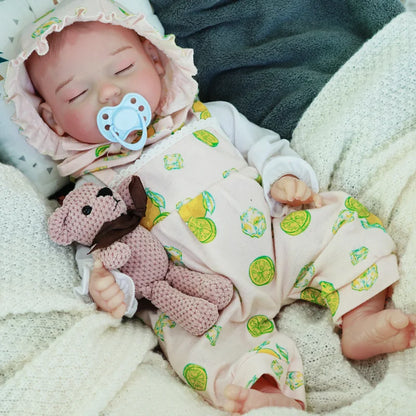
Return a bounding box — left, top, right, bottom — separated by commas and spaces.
28, 22, 164, 144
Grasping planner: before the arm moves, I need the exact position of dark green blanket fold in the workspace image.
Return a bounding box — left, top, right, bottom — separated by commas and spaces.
150, 0, 404, 140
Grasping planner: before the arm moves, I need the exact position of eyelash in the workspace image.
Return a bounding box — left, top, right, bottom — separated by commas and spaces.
115, 63, 134, 75
68, 90, 87, 103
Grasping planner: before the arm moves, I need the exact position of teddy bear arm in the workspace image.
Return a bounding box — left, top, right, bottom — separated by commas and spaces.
99, 242, 131, 270
151, 281, 219, 336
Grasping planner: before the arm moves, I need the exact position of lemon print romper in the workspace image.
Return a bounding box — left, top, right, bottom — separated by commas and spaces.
122, 116, 399, 408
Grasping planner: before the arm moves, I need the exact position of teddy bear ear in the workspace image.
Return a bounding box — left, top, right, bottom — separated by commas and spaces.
48, 206, 74, 246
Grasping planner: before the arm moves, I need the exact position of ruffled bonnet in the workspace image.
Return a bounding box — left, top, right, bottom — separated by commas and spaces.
5, 0, 198, 179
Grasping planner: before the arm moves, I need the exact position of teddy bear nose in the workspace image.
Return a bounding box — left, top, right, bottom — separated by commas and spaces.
97, 187, 113, 197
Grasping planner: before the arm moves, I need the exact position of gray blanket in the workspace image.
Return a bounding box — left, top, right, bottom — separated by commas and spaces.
150, 0, 404, 140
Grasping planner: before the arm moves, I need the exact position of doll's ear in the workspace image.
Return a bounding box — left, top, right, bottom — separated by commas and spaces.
142, 39, 165, 76
39, 102, 65, 136
48, 206, 74, 245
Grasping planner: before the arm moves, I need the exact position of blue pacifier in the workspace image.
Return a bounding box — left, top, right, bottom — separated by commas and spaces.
97, 93, 152, 151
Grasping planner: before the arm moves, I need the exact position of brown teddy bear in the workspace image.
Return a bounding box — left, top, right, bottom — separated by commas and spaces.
48, 175, 233, 336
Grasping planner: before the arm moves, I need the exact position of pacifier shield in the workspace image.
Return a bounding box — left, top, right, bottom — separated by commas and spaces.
97, 93, 152, 151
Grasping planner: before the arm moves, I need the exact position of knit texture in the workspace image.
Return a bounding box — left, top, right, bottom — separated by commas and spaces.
1, 11, 416, 415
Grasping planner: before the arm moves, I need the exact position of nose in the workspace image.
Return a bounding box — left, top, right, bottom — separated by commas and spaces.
98, 83, 122, 106
97, 187, 113, 197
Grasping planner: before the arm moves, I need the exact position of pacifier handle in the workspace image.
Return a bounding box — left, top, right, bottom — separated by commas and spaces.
97, 93, 152, 151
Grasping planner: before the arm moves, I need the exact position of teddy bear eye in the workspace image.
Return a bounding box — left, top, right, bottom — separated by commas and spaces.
82, 205, 92, 216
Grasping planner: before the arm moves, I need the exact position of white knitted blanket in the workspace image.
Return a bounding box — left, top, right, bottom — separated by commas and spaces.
1, 11, 416, 416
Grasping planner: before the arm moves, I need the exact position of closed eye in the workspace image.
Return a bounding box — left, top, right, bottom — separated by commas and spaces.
115, 63, 134, 75
69, 90, 87, 103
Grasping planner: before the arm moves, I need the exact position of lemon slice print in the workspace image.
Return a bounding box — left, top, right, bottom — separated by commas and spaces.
164, 246, 184, 266
205, 325, 222, 346
247, 315, 275, 337
249, 256, 275, 286
300, 287, 326, 307
345, 196, 370, 218
183, 364, 208, 391
350, 246, 369, 265
95, 144, 110, 157
352, 264, 378, 291
140, 189, 166, 230
280, 210, 311, 236
294, 262, 316, 288
178, 191, 215, 222
192, 101, 212, 119
275, 344, 289, 363
154, 313, 176, 342
271, 360, 284, 379
164, 153, 184, 170
320, 281, 340, 316
332, 209, 355, 234
193, 130, 219, 147
240, 207, 267, 238
286, 371, 304, 391
188, 217, 217, 243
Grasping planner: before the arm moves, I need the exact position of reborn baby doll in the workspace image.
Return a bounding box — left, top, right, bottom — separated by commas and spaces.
48, 175, 234, 336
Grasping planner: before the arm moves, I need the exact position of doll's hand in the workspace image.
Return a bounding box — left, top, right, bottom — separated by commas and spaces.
271, 175, 322, 207
89, 258, 127, 319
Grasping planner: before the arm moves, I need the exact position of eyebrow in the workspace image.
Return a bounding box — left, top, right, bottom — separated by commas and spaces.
110, 45, 133, 56
55, 76, 74, 94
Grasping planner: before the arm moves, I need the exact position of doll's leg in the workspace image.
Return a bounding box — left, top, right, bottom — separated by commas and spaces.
152, 280, 219, 336
341, 288, 416, 360
166, 262, 234, 310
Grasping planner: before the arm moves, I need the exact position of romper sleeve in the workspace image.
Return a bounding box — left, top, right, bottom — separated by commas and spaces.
205, 101, 319, 217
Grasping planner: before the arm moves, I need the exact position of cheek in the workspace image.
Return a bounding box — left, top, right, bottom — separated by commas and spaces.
58, 107, 102, 144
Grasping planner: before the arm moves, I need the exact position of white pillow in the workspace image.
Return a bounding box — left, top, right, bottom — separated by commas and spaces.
0, 0, 163, 197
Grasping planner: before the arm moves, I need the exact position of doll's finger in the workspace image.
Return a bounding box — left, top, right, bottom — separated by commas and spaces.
111, 303, 127, 319
106, 291, 125, 310
313, 193, 323, 208
92, 274, 117, 291
100, 282, 122, 301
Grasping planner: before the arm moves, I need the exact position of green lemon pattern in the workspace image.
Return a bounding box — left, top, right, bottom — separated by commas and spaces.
154, 313, 176, 341
285, 371, 304, 391
178, 191, 217, 243
300, 281, 340, 317
192, 100, 212, 120
280, 210, 311, 236
164, 153, 184, 170
352, 264, 379, 291
333, 197, 385, 234
294, 262, 316, 289
247, 315, 275, 337
205, 325, 222, 346
246, 375, 259, 389
240, 207, 267, 238
319, 281, 340, 317
32, 16, 61, 38
193, 130, 219, 147
95, 144, 110, 158
271, 360, 284, 379
223, 168, 238, 178
183, 364, 208, 391
350, 246, 369, 265
332, 209, 355, 234
164, 246, 184, 266
141, 188, 168, 230
249, 256, 275, 286
300, 287, 327, 307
